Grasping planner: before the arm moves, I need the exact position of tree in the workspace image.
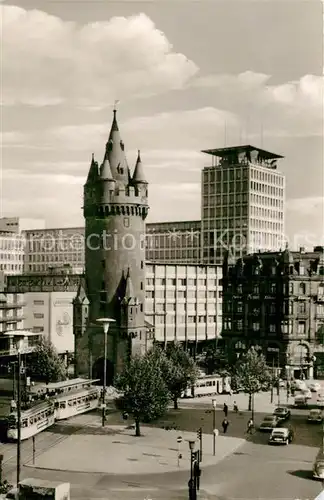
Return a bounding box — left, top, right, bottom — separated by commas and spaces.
164, 342, 199, 410
114, 354, 170, 436
231, 347, 271, 412
201, 344, 230, 375
28, 338, 66, 383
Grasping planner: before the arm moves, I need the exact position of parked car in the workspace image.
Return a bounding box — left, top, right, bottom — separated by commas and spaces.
273, 406, 290, 423
294, 395, 308, 408
268, 427, 293, 445
307, 409, 323, 424
313, 449, 324, 480
259, 415, 279, 432
317, 394, 324, 406
308, 382, 321, 393
291, 380, 307, 391
299, 388, 312, 400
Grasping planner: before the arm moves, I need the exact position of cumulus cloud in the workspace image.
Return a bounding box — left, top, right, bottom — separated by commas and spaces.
2, 6, 198, 107
192, 71, 323, 137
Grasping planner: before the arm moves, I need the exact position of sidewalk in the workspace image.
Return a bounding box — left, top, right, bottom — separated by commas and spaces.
24, 417, 244, 475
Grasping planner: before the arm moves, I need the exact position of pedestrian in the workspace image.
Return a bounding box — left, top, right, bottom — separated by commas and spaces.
233, 401, 238, 413
247, 418, 254, 434
222, 418, 229, 433
223, 403, 228, 417
10, 399, 16, 412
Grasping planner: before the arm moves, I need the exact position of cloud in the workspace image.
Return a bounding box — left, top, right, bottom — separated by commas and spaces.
286, 196, 324, 215
192, 71, 323, 137
2, 6, 198, 107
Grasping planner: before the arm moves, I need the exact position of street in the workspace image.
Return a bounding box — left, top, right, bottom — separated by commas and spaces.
1, 393, 324, 500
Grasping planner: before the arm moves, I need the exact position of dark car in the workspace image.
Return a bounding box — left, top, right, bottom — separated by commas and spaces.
259, 415, 279, 432
273, 406, 290, 423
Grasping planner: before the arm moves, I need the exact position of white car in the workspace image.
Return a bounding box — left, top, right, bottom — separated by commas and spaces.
292, 380, 307, 391
308, 382, 321, 392
300, 388, 312, 399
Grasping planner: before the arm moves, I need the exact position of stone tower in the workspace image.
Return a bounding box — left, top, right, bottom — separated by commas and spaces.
75, 110, 150, 383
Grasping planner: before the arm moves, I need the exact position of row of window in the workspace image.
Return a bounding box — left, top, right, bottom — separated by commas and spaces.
147, 315, 217, 324
250, 195, 284, 210
224, 320, 308, 334
146, 278, 221, 287
250, 182, 284, 198
145, 290, 222, 299
228, 282, 324, 295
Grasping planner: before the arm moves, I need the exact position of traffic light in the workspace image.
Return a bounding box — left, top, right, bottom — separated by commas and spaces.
197, 427, 202, 441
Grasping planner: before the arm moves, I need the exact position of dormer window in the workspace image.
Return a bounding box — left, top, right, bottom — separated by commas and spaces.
120, 140, 124, 151
107, 140, 113, 151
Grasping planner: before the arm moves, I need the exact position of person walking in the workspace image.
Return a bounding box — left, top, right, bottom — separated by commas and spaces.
233, 401, 238, 413
222, 418, 229, 434
247, 418, 254, 434
223, 403, 228, 417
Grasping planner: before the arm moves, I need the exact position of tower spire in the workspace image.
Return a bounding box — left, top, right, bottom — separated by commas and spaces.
104, 107, 128, 183
86, 153, 98, 183
132, 150, 147, 184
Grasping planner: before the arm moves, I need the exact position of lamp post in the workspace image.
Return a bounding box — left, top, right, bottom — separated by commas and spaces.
96, 318, 115, 427
212, 398, 217, 456
16, 350, 21, 485
187, 439, 196, 500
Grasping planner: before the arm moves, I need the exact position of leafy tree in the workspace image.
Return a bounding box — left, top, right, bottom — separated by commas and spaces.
28, 338, 66, 383
164, 342, 199, 410
114, 354, 170, 436
201, 344, 230, 375
231, 347, 271, 411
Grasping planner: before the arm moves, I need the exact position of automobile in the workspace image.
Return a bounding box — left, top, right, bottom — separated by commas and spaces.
259, 415, 279, 431
300, 388, 312, 399
317, 394, 324, 406
268, 427, 293, 445
273, 406, 290, 422
307, 409, 323, 424
291, 380, 307, 391
313, 449, 324, 480
294, 395, 308, 408
308, 382, 321, 392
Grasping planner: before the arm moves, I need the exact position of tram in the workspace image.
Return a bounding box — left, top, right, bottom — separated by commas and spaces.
53, 387, 100, 420
7, 400, 55, 441
182, 375, 232, 398
29, 378, 100, 399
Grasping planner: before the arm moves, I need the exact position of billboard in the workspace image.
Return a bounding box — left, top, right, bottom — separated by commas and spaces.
49, 293, 75, 353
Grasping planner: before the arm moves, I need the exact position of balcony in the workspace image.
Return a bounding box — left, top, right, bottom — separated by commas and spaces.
0, 315, 25, 323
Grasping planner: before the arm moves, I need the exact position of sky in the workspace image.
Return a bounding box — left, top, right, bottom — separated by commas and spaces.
1, 0, 323, 249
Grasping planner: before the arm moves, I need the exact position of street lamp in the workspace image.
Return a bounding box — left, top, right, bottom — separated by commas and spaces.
212, 399, 217, 456
16, 349, 22, 486
187, 439, 196, 498
96, 318, 115, 427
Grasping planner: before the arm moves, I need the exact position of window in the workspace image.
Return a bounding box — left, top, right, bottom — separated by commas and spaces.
298, 321, 306, 334
178, 278, 187, 286
253, 285, 259, 294
269, 324, 276, 333
289, 282, 294, 294
237, 320, 243, 330
33, 313, 44, 319
237, 302, 243, 313
298, 302, 306, 314
252, 322, 260, 331
270, 283, 276, 294
33, 300, 44, 306
299, 283, 306, 295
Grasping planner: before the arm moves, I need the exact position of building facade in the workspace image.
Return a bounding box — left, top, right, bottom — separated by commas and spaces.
0, 232, 25, 276
146, 220, 201, 264
222, 247, 324, 379
145, 263, 222, 350
201, 145, 285, 265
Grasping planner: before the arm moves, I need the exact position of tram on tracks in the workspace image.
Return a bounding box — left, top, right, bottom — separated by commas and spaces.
53, 386, 100, 420
182, 374, 232, 398
6, 378, 100, 441
7, 400, 55, 441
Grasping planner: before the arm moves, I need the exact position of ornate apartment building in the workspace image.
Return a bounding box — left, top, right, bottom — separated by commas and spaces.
222, 247, 324, 379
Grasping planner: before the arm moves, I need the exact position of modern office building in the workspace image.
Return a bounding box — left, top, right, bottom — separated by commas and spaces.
201, 145, 285, 265
0, 232, 25, 276
146, 220, 201, 264
222, 246, 324, 379
145, 263, 222, 351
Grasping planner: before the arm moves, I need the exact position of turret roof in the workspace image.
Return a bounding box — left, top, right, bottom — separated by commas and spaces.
86, 153, 99, 183
100, 157, 114, 181
73, 278, 89, 304
132, 150, 147, 184
105, 110, 128, 182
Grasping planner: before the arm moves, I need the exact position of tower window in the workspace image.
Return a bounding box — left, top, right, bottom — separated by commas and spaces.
141, 261, 144, 269
140, 303, 143, 312
123, 217, 130, 228
140, 282, 143, 290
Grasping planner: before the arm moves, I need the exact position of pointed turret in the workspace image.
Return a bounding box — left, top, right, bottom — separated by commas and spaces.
132, 150, 147, 184
86, 153, 99, 183
123, 268, 136, 304
100, 156, 114, 181
73, 278, 89, 305
104, 109, 128, 183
